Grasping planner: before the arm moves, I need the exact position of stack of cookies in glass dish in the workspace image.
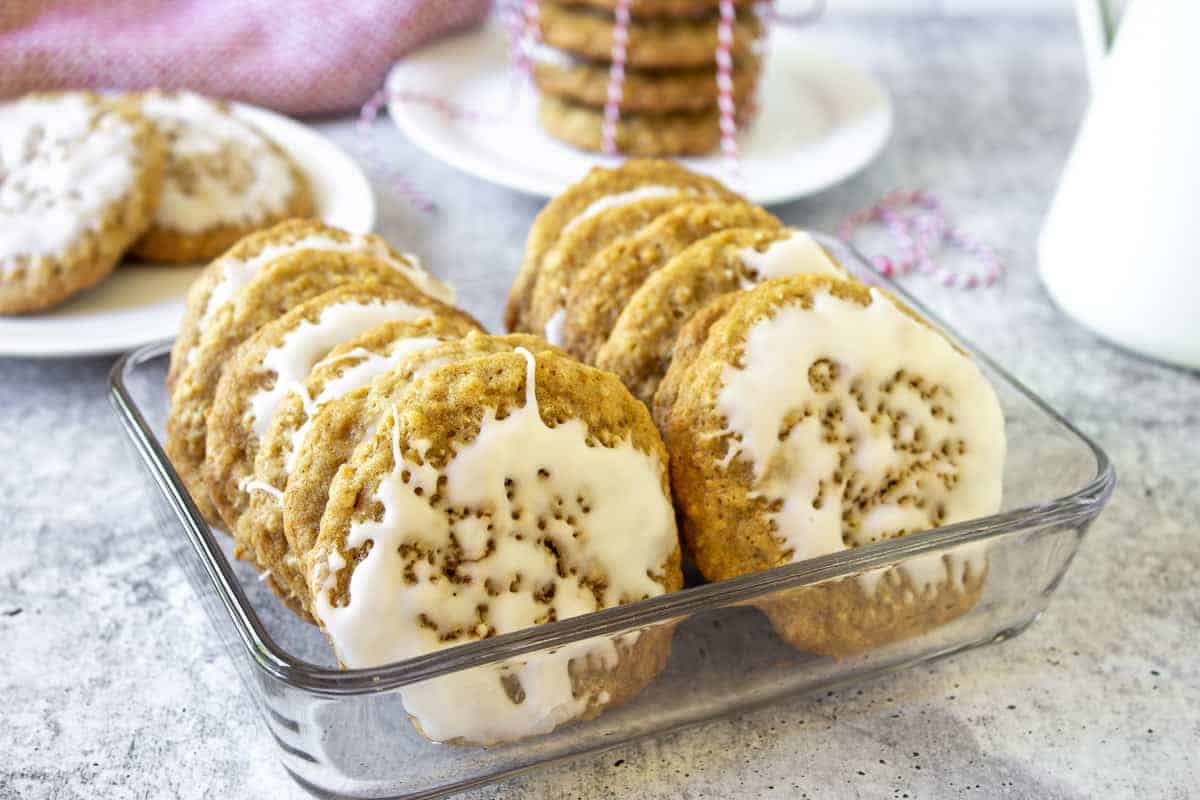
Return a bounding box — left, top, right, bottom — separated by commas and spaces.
531, 0, 763, 155
508, 159, 1008, 657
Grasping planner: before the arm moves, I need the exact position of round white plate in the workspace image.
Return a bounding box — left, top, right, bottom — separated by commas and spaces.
0, 103, 376, 359
387, 19, 892, 205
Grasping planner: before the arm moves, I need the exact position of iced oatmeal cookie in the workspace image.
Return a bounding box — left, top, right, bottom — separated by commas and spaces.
661, 275, 1005, 655
130, 91, 314, 263
307, 347, 682, 744
0, 92, 164, 314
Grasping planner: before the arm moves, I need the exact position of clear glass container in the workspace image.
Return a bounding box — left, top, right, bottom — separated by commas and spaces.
109, 240, 1115, 800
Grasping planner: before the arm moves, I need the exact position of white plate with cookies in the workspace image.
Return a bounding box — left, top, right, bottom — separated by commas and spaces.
0, 95, 375, 359
386, 18, 892, 205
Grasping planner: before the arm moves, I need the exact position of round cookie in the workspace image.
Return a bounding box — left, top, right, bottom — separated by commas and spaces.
650, 289, 739, 432
561, 200, 781, 362
308, 347, 682, 745
506, 159, 733, 334
538, 98, 731, 158
246, 315, 482, 615
205, 284, 478, 547
0, 92, 164, 314
129, 90, 314, 263
537, 1, 761, 69
533, 51, 760, 113
662, 274, 1006, 655
597, 229, 846, 405
167, 219, 456, 391
554, 0, 756, 18
529, 195, 683, 345
166, 250, 453, 525
281, 332, 563, 613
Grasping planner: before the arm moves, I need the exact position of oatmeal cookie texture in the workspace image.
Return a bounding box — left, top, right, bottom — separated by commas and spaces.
560, 199, 782, 362
661, 275, 1005, 655
247, 315, 482, 614
507, 159, 735, 333
598, 228, 846, 405
0, 92, 164, 314
537, 1, 761, 69
167, 218, 455, 391
166, 249, 453, 525
130, 90, 314, 263
308, 348, 681, 745
282, 332, 561, 614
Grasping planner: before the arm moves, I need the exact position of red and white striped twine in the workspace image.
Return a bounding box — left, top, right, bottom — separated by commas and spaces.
838, 189, 1003, 289
715, 0, 739, 165
601, 0, 633, 155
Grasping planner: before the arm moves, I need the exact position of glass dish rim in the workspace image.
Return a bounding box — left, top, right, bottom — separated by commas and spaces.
108, 237, 1116, 697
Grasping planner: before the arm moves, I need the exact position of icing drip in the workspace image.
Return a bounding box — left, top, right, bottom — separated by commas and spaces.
246, 298, 432, 439
561, 185, 679, 236
315, 348, 677, 743
190, 236, 453, 367
543, 308, 567, 347
0, 95, 138, 267
737, 231, 844, 289
715, 288, 1005, 593
282, 337, 442, 475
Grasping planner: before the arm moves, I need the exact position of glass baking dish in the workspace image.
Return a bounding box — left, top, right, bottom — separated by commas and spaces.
109, 237, 1115, 800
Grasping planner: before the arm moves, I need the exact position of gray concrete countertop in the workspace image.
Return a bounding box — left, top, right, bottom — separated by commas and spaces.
2, 15, 1196, 800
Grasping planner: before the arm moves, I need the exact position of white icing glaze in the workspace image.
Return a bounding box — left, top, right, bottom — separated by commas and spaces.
544, 308, 567, 347
737, 230, 844, 289
246, 298, 432, 439
139, 91, 296, 235
282, 337, 442, 474
561, 185, 680, 236
526, 41, 582, 69
315, 349, 677, 744
715, 287, 1005, 593
0, 95, 138, 268
189, 235, 453, 366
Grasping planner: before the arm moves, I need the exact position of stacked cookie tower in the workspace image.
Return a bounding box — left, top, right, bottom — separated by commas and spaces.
531, 0, 763, 155
0, 90, 313, 314
165, 219, 682, 745
508, 159, 1008, 656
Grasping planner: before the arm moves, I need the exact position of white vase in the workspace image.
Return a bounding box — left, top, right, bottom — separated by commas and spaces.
1038, 0, 1200, 369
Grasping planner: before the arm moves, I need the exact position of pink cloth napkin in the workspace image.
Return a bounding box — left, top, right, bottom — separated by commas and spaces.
0, 0, 492, 116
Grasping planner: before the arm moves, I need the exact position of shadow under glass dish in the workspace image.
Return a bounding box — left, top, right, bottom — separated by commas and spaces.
110, 236, 1114, 800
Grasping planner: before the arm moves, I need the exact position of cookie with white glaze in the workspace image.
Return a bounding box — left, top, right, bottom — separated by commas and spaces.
282, 332, 564, 613
0, 92, 164, 314
129, 91, 314, 263
308, 348, 682, 745
506, 159, 732, 334
167, 219, 457, 392
662, 275, 1005, 655
204, 284, 478, 549
529, 195, 686, 345
166, 250, 452, 525
246, 315, 482, 616
598, 229, 846, 405
560, 199, 781, 362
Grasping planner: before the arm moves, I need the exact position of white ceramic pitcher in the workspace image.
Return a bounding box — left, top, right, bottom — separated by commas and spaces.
1038, 0, 1200, 369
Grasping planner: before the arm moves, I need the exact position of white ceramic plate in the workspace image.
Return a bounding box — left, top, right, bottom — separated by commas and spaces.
0, 103, 375, 359
387, 19, 892, 205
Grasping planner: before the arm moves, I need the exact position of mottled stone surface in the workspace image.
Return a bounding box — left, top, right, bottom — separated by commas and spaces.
2, 16, 1197, 800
